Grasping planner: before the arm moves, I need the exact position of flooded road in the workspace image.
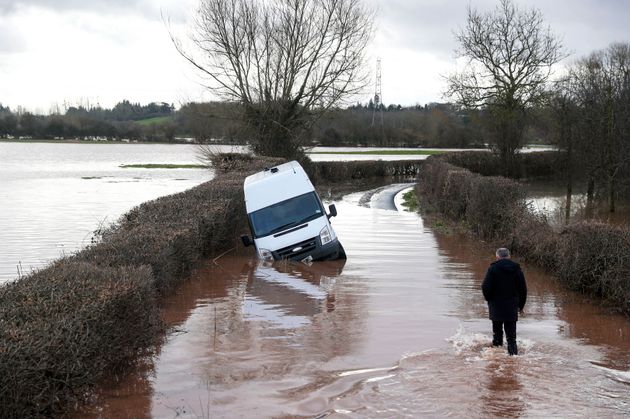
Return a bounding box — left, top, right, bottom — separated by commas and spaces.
86, 185, 630, 418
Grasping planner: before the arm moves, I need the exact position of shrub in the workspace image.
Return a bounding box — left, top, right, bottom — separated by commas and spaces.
465, 175, 527, 241
510, 212, 560, 271
417, 158, 526, 241
0, 262, 158, 417
438, 151, 504, 176
556, 222, 630, 312
79, 178, 246, 293
437, 150, 566, 179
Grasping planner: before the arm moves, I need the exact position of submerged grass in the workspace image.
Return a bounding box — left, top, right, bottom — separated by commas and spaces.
401, 190, 419, 212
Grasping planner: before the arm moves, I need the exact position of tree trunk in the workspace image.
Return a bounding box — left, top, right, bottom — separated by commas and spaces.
564, 130, 573, 223
586, 175, 595, 218
608, 173, 616, 213
565, 175, 573, 223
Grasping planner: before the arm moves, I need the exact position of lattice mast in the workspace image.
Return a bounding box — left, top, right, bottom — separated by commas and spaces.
371, 58, 383, 127
371, 58, 385, 144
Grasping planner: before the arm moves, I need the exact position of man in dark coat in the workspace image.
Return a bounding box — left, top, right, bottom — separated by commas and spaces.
482, 248, 527, 355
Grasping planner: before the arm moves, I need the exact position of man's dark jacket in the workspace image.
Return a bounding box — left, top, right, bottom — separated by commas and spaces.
482, 258, 527, 322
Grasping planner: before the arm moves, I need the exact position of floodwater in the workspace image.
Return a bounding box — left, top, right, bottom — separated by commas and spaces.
83, 185, 630, 418
525, 179, 630, 226
0, 142, 226, 282
307, 147, 476, 162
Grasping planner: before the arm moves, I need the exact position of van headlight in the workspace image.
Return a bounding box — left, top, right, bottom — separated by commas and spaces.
258, 248, 274, 261
319, 226, 332, 245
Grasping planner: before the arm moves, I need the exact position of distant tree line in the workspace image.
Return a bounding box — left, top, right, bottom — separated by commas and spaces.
311, 103, 486, 148
0, 101, 179, 142
65, 100, 174, 121
177, 101, 496, 148
0, 99, 500, 148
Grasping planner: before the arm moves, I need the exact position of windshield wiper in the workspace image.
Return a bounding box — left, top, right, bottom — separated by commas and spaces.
268, 221, 299, 235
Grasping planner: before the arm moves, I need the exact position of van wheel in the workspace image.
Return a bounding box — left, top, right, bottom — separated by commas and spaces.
337, 243, 347, 260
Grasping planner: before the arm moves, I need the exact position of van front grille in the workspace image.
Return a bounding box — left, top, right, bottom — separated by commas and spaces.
274, 237, 318, 260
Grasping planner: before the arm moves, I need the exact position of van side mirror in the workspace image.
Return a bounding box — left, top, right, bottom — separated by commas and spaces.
327, 204, 337, 219
241, 234, 253, 247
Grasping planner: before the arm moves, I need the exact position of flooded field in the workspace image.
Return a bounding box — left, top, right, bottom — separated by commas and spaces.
83, 185, 630, 418
0, 142, 218, 282
525, 179, 630, 226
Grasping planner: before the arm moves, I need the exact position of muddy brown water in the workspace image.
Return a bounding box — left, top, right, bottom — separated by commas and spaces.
82, 185, 630, 418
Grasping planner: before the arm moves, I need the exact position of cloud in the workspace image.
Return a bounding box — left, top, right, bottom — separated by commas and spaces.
2, 0, 629, 110
372, 0, 630, 63
0, 0, 143, 14
0, 0, 195, 22
0, 17, 26, 52
372, 0, 497, 59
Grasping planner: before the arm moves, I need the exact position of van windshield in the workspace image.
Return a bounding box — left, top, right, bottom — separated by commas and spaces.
250, 192, 324, 238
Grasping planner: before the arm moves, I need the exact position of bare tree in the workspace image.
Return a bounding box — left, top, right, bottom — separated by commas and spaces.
172, 0, 375, 159
549, 42, 630, 216
570, 43, 630, 213
548, 76, 579, 222
446, 0, 565, 174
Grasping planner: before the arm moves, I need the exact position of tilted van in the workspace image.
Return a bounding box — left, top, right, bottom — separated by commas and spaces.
241, 161, 345, 262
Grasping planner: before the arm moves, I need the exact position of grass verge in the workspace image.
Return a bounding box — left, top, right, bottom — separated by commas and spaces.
401, 189, 419, 212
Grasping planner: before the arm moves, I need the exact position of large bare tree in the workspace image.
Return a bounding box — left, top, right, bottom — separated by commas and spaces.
173, 0, 375, 159
446, 0, 564, 174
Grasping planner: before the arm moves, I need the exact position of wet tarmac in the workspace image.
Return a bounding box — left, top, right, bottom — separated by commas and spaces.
83, 185, 630, 418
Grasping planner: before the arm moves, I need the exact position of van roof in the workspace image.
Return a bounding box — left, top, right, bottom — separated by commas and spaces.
244, 161, 315, 213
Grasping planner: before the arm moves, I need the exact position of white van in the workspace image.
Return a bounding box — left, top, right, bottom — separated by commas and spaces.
240, 161, 345, 262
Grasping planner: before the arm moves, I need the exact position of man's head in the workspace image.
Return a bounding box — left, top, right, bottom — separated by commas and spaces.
495, 247, 510, 259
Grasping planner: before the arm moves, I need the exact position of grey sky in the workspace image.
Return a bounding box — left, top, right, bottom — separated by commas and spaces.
0, 0, 172, 19
1, 0, 628, 112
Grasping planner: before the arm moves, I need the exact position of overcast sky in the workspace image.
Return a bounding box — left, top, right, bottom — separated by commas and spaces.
1, 0, 628, 112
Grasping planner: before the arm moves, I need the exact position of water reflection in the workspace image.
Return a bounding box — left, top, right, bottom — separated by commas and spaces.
481, 358, 525, 418
82, 256, 355, 418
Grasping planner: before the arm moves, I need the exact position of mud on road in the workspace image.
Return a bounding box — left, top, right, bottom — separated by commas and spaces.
84, 184, 630, 418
